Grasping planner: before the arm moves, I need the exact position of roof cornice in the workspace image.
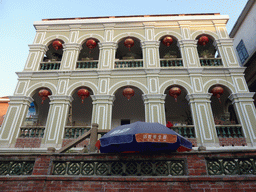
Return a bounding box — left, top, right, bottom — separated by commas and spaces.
34, 14, 229, 28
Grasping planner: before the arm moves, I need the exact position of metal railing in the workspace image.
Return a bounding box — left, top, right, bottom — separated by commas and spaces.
171, 125, 195, 138
76, 61, 98, 69
40, 62, 61, 70
19, 126, 45, 138
160, 58, 183, 67
115, 59, 143, 68
200, 58, 223, 66
216, 125, 244, 138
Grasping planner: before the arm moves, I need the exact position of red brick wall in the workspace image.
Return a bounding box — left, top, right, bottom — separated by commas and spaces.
62, 138, 89, 148
219, 137, 247, 147
187, 138, 197, 147
15, 138, 42, 148
0, 151, 256, 192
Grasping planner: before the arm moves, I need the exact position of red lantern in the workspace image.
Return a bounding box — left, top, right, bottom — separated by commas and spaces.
86, 39, 97, 53
123, 88, 135, 100
211, 86, 224, 103
124, 38, 134, 51
169, 87, 181, 102
38, 89, 51, 104
198, 36, 209, 46
162, 36, 173, 47
52, 40, 63, 51
77, 88, 90, 103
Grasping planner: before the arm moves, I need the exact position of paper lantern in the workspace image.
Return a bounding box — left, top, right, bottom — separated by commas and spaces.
123, 88, 135, 100
77, 88, 90, 103
38, 89, 51, 104
169, 87, 181, 102
198, 36, 209, 46
162, 36, 173, 47
52, 40, 63, 51
211, 86, 224, 103
124, 38, 134, 51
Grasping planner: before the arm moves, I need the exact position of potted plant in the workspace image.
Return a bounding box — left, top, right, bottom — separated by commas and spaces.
164, 51, 177, 59
200, 50, 213, 58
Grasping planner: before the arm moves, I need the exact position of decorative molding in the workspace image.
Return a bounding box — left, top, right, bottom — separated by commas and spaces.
228, 92, 255, 103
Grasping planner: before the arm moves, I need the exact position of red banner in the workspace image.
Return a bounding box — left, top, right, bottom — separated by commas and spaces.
135, 133, 177, 143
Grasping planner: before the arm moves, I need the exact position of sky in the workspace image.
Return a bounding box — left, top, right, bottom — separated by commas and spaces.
0, 0, 248, 97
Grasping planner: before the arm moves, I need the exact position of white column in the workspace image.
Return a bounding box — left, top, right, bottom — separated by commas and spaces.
91, 95, 115, 130
41, 95, 73, 148
0, 96, 33, 147
98, 42, 117, 70
24, 44, 48, 71
142, 94, 166, 124
179, 40, 200, 68
61, 43, 82, 70
229, 92, 256, 147
186, 94, 219, 147
141, 41, 160, 68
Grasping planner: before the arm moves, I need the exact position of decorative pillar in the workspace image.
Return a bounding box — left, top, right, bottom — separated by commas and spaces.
41, 96, 73, 148
91, 95, 115, 130
186, 94, 219, 147
0, 96, 33, 147
142, 94, 166, 124
229, 92, 256, 147
214, 39, 240, 67
141, 41, 160, 68
24, 44, 48, 71
179, 40, 200, 68
98, 42, 117, 69
60, 43, 82, 70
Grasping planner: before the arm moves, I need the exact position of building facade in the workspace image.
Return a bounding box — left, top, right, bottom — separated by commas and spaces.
229, 0, 256, 105
1, 13, 256, 150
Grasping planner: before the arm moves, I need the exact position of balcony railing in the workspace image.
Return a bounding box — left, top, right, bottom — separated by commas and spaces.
64, 126, 91, 139
40, 62, 61, 70
19, 126, 45, 138
115, 59, 143, 68
200, 58, 223, 66
171, 125, 195, 138
216, 125, 243, 138
76, 61, 98, 69
160, 58, 183, 67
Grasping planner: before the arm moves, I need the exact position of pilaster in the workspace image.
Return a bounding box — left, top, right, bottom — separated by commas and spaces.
0, 96, 33, 147
98, 42, 117, 69
24, 44, 48, 72
142, 94, 166, 124
61, 43, 82, 70
91, 95, 115, 130
186, 93, 219, 147
228, 92, 256, 147
215, 39, 240, 67
141, 41, 161, 68
41, 95, 73, 148
179, 40, 200, 68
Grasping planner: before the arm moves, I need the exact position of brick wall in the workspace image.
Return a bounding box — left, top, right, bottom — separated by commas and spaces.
187, 138, 197, 147
62, 138, 89, 148
0, 150, 256, 192
15, 138, 42, 148
219, 137, 247, 147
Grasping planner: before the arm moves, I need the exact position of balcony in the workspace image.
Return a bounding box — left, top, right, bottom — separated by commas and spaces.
19, 126, 45, 138
200, 58, 223, 66
171, 125, 195, 138
216, 125, 244, 138
160, 58, 183, 67
115, 59, 143, 68
40, 62, 61, 70
76, 60, 98, 69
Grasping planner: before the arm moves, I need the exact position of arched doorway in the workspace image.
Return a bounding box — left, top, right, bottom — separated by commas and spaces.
112, 86, 145, 128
